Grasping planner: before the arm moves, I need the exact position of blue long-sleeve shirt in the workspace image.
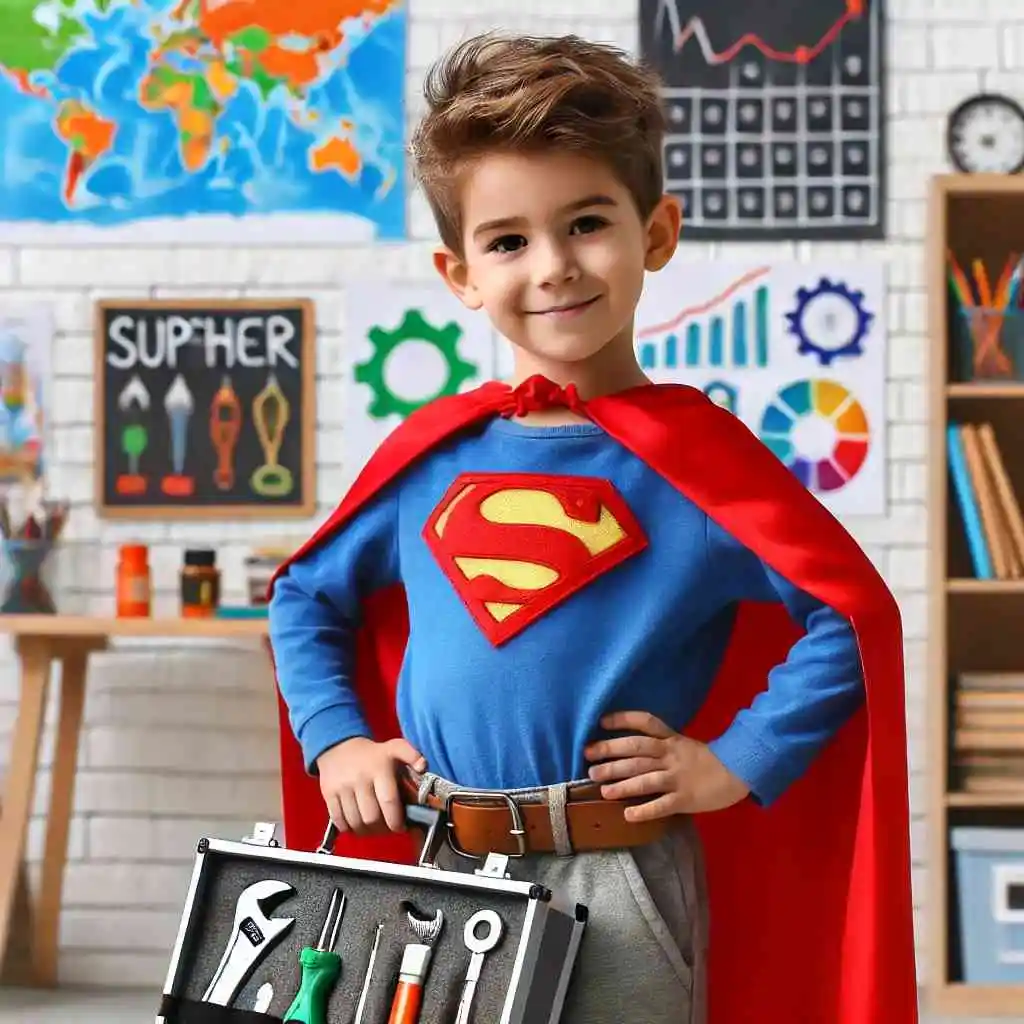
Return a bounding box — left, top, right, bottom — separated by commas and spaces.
270, 416, 865, 806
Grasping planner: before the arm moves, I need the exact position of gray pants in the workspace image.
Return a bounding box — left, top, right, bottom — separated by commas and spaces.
416, 773, 709, 1024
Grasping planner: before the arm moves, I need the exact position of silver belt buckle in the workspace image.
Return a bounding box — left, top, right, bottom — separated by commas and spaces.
443, 788, 528, 862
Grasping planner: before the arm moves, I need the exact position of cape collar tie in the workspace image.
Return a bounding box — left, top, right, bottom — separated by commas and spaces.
498, 374, 587, 419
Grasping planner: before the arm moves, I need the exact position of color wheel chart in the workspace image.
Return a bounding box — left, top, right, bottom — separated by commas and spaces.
759, 378, 869, 492
639, 0, 885, 240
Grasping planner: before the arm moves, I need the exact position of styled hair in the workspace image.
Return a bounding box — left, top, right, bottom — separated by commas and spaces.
410, 33, 667, 253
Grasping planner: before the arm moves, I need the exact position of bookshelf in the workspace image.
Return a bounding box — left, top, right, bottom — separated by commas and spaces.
927, 174, 1024, 1015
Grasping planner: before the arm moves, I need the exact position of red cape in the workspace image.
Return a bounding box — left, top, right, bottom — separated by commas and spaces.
269, 379, 918, 1024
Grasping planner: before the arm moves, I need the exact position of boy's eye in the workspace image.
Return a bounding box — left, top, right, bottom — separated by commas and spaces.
488, 234, 526, 254
570, 215, 609, 235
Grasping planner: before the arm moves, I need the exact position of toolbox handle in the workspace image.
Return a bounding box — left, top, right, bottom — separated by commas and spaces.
316, 804, 444, 868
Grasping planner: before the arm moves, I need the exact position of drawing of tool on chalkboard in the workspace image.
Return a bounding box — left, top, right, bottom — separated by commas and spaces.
115, 375, 150, 496
210, 376, 242, 491
161, 374, 195, 498
250, 372, 293, 497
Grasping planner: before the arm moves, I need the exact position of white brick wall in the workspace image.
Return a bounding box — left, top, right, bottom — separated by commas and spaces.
0, 0, 992, 991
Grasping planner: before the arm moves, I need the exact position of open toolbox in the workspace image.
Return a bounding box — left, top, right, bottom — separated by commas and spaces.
156, 808, 588, 1024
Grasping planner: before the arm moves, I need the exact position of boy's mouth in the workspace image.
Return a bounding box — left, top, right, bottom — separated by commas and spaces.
528, 295, 601, 318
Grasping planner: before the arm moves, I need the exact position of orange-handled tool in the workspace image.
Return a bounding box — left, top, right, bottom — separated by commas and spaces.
388, 978, 423, 1024
387, 902, 443, 1024
210, 376, 241, 491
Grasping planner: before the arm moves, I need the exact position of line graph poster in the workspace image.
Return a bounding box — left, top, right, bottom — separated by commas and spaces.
640, 0, 885, 241
635, 260, 887, 515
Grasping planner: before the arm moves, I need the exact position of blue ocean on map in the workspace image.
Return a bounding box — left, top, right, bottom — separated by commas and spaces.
0, 2, 406, 237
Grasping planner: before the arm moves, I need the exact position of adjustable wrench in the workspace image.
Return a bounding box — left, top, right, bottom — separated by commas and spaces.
203, 879, 296, 1006
454, 909, 503, 1024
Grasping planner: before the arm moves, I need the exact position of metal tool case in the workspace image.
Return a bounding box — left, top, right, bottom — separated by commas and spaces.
157, 813, 588, 1024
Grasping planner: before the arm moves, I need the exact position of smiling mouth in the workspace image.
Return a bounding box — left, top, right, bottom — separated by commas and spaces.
528, 296, 601, 315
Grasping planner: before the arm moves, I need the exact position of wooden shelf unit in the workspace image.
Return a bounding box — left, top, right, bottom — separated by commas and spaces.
927, 173, 1024, 1016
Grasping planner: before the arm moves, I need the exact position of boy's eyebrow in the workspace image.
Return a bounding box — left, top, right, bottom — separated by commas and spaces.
472, 194, 618, 238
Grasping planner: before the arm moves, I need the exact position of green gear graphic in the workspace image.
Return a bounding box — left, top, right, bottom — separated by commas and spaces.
355, 308, 478, 419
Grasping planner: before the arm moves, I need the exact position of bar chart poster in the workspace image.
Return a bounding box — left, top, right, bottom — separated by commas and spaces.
634, 261, 887, 515
640, 0, 885, 240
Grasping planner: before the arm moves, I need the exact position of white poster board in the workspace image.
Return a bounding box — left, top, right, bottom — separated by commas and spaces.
635, 260, 887, 516
344, 285, 498, 480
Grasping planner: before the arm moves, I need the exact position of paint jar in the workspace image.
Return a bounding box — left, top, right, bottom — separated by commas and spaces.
116, 544, 151, 617
180, 549, 220, 618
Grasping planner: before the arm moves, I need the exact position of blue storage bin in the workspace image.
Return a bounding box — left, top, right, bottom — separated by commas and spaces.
951, 826, 1024, 984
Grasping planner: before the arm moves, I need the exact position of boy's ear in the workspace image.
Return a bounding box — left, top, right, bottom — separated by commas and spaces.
644, 194, 682, 272
433, 246, 483, 310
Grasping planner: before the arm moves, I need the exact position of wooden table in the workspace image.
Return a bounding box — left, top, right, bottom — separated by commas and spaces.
0, 615, 268, 987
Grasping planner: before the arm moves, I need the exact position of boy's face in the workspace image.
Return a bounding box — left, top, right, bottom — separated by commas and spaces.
434, 150, 680, 372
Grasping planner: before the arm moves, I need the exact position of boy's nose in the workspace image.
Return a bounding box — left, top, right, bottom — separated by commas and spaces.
533, 239, 581, 286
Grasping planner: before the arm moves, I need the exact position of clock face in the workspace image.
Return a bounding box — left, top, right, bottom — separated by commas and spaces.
947, 93, 1024, 174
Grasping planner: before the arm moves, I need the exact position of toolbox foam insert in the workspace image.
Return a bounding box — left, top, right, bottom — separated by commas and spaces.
170, 844, 579, 1024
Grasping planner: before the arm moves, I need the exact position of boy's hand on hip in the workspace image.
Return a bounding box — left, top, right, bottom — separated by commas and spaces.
584, 711, 750, 821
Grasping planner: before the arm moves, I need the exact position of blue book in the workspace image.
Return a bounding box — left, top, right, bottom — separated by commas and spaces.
947, 424, 993, 579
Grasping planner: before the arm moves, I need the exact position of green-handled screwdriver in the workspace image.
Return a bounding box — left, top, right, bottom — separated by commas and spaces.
283, 887, 346, 1024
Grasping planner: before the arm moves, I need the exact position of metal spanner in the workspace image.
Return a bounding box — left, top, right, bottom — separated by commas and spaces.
454, 909, 504, 1024
202, 879, 296, 1005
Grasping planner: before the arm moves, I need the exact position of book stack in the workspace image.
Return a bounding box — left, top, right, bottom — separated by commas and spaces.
954, 672, 1024, 794
947, 421, 1024, 579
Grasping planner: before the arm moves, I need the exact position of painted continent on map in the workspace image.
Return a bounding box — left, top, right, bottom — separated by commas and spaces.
0, 0, 406, 239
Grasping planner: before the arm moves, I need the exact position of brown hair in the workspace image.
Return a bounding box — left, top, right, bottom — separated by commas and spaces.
410, 33, 667, 253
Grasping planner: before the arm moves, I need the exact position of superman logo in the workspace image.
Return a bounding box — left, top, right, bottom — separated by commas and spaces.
422, 472, 648, 645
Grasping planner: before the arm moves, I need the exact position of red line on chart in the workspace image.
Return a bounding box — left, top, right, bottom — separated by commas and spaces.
637, 266, 770, 339
658, 0, 863, 64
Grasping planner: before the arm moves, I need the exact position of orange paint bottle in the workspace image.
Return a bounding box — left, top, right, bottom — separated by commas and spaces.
116, 544, 151, 617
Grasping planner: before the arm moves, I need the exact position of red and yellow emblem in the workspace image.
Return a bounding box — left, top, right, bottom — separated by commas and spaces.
422, 472, 648, 645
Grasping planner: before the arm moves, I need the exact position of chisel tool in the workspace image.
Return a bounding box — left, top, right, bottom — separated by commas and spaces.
283, 887, 346, 1024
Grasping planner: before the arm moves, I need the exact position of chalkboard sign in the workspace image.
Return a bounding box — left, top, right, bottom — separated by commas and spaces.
94, 299, 315, 519
639, 0, 885, 241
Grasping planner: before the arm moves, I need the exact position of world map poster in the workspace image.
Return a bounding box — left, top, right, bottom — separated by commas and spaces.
0, 1, 407, 242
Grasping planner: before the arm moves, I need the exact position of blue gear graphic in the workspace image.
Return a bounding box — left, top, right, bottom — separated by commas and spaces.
702, 380, 737, 414
355, 308, 477, 419
784, 277, 874, 366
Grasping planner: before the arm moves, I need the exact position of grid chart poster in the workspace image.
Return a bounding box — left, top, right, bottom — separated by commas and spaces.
635, 261, 887, 515
343, 285, 500, 481
0, 1, 407, 244
639, 0, 885, 241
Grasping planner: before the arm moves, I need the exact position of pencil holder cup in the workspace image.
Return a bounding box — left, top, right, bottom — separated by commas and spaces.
953, 306, 1024, 382
0, 539, 56, 614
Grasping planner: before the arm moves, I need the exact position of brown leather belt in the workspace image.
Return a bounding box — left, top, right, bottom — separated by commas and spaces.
401, 776, 668, 857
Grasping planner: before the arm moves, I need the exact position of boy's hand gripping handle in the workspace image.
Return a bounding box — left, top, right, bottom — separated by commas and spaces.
317, 803, 444, 867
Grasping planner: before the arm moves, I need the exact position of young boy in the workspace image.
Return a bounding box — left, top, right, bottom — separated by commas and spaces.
269, 33, 917, 1024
